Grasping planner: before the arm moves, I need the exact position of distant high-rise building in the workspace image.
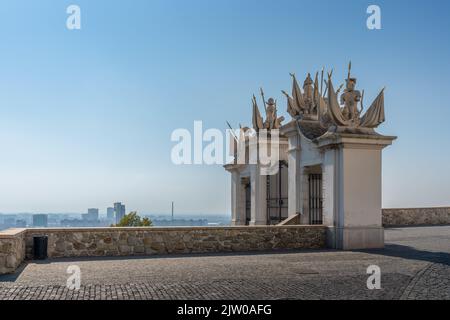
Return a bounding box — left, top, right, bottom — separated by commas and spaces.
88, 208, 99, 215
89, 208, 99, 220
114, 202, 126, 224
33, 214, 48, 227
82, 208, 99, 222
107, 207, 115, 220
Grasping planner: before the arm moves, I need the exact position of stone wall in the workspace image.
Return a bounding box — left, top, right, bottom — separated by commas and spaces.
0, 225, 326, 274
382, 207, 450, 226
0, 228, 26, 274
24, 226, 326, 259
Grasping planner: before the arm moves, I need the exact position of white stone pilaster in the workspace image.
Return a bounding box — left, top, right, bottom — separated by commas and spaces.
230, 170, 245, 226
250, 165, 267, 225
287, 134, 302, 218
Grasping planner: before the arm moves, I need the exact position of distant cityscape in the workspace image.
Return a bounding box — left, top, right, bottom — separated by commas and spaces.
0, 203, 231, 231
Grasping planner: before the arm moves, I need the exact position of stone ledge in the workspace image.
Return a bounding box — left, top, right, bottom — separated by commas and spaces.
0, 228, 26, 238
277, 214, 301, 226
23, 225, 325, 233
0, 229, 26, 275
1, 225, 327, 275
382, 207, 450, 226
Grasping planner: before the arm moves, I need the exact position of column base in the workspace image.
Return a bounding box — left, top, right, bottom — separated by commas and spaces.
231, 219, 246, 226
249, 220, 267, 226
327, 226, 384, 250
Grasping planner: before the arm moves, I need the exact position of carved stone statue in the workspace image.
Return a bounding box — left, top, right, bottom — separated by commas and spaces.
303, 73, 314, 113
264, 98, 276, 129
252, 93, 284, 131
282, 62, 385, 131
282, 73, 323, 119
326, 63, 385, 129
340, 78, 361, 122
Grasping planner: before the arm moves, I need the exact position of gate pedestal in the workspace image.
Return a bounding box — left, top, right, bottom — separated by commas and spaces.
317, 132, 396, 250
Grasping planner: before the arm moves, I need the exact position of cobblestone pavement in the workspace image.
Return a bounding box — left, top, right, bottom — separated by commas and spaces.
0, 226, 448, 300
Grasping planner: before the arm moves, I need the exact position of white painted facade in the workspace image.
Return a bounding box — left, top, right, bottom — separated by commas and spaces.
225, 119, 395, 250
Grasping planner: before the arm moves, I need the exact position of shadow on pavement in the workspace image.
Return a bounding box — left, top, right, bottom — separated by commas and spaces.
358, 244, 450, 266
0, 262, 28, 282
384, 224, 450, 229
27, 247, 337, 262
0, 247, 338, 282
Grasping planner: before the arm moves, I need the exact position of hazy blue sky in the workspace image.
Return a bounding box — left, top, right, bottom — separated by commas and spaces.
1, 0, 450, 214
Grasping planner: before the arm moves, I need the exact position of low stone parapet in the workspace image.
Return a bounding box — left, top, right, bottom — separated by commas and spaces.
382, 207, 450, 226
0, 225, 326, 274
0, 228, 26, 274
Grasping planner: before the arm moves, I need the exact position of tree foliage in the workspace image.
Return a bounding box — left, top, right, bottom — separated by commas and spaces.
112, 211, 152, 227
